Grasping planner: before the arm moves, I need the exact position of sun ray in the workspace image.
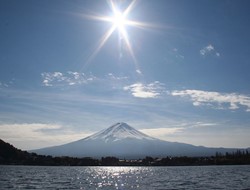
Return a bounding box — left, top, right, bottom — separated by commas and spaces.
84, 25, 116, 69
79, 0, 154, 74
119, 25, 139, 69
123, 0, 137, 17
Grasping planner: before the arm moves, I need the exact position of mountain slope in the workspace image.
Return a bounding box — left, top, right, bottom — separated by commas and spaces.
32, 122, 241, 158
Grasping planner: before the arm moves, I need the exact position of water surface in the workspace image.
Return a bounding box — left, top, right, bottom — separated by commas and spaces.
0, 165, 249, 189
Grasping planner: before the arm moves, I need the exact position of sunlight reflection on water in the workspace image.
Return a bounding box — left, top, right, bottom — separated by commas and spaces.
0, 165, 250, 189
76, 167, 152, 189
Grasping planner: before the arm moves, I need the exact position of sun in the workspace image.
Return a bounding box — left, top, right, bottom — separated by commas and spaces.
112, 10, 126, 30
81, 0, 151, 73
104, 0, 132, 47
108, 2, 132, 58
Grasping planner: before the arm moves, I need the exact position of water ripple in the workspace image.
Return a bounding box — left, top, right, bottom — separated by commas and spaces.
0, 165, 249, 189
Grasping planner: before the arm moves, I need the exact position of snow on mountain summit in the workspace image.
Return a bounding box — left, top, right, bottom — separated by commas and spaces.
85, 122, 156, 142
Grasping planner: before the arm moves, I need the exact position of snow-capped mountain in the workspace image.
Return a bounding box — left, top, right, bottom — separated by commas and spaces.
32, 122, 239, 158
85, 122, 156, 142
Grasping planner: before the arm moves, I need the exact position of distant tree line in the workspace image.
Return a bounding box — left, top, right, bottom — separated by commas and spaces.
1, 139, 250, 166
214, 150, 250, 165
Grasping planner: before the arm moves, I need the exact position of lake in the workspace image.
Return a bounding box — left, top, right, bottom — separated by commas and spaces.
0, 165, 249, 189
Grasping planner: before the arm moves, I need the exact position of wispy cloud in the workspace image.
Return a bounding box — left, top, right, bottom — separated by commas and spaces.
140, 127, 184, 138
41, 71, 96, 87
191, 122, 217, 128
173, 48, 184, 59
136, 69, 142, 75
200, 44, 220, 57
216, 52, 220, 57
41, 71, 131, 87
107, 73, 129, 81
171, 89, 250, 112
139, 121, 217, 140
123, 81, 165, 98
0, 81, 10, 88
0, 123, 92, 150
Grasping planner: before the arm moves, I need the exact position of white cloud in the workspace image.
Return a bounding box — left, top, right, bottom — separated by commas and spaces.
192, 122, 217, 127
140, 127, 184, 139
107, 73, 128, 81
216, 52, 220, 57
200, 44, 220, 57
136, 69, 142, 75
41, 71, 96, 87
0, 123, 92, 150
200, 44, 214, 55
171, 89, 250, 112
206, 44, 214, 51
41, 71, 131, 87
123, 81, 165, 98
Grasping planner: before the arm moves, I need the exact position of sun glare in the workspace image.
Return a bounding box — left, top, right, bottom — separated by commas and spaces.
112, 11, 126, 30
82, 0, 150, 73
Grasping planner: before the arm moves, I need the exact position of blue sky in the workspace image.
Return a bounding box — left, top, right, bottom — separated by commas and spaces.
1, 0, 250, 150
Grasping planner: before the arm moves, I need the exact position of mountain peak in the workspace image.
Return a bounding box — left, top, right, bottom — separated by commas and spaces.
110, 122, 134, 130
84, 122, 156, 142
32, 122, 242, 158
